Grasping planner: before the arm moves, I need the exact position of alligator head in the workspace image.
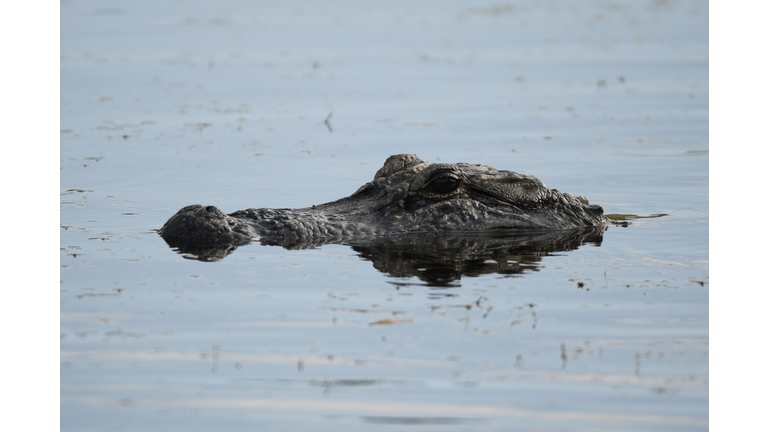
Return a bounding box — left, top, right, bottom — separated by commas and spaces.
159, 154, 609, 255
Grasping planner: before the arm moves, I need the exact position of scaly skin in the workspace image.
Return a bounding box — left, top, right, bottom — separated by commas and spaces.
159, 154, 609, 250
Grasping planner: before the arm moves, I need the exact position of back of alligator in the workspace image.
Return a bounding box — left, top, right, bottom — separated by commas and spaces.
159, 154, 611, 256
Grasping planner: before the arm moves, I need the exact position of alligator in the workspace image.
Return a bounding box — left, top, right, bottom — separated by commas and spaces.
159, 154, 612, 257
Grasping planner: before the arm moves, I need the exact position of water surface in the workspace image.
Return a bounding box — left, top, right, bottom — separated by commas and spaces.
61, 1, 708, 430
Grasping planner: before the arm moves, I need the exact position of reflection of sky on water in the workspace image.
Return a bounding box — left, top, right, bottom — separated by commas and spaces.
61, 1, 708, 430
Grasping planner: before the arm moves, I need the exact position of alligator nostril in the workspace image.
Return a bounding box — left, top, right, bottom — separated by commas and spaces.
205, 206, 216, 212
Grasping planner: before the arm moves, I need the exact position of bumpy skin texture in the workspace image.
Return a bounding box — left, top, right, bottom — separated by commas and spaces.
159, 154, 609, 250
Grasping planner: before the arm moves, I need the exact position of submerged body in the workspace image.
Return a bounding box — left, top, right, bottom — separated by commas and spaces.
159, 154, 609, 250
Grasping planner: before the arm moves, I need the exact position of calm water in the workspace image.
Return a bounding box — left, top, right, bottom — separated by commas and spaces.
61, 1, 708, 430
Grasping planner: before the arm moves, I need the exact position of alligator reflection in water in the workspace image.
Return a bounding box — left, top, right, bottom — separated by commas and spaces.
351, 228, 605, 286
164, 227, 606, 287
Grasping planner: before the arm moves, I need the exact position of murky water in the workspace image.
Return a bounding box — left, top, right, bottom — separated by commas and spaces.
61, 1, 708, 430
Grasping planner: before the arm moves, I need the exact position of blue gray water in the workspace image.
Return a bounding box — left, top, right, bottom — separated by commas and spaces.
61, 1, 708, 430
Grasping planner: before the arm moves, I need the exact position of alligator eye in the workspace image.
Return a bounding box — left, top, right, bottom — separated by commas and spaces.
427, 173, 461, 194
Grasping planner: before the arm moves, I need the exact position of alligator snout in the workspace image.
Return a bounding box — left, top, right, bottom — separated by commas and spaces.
159, 204, 251, 244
